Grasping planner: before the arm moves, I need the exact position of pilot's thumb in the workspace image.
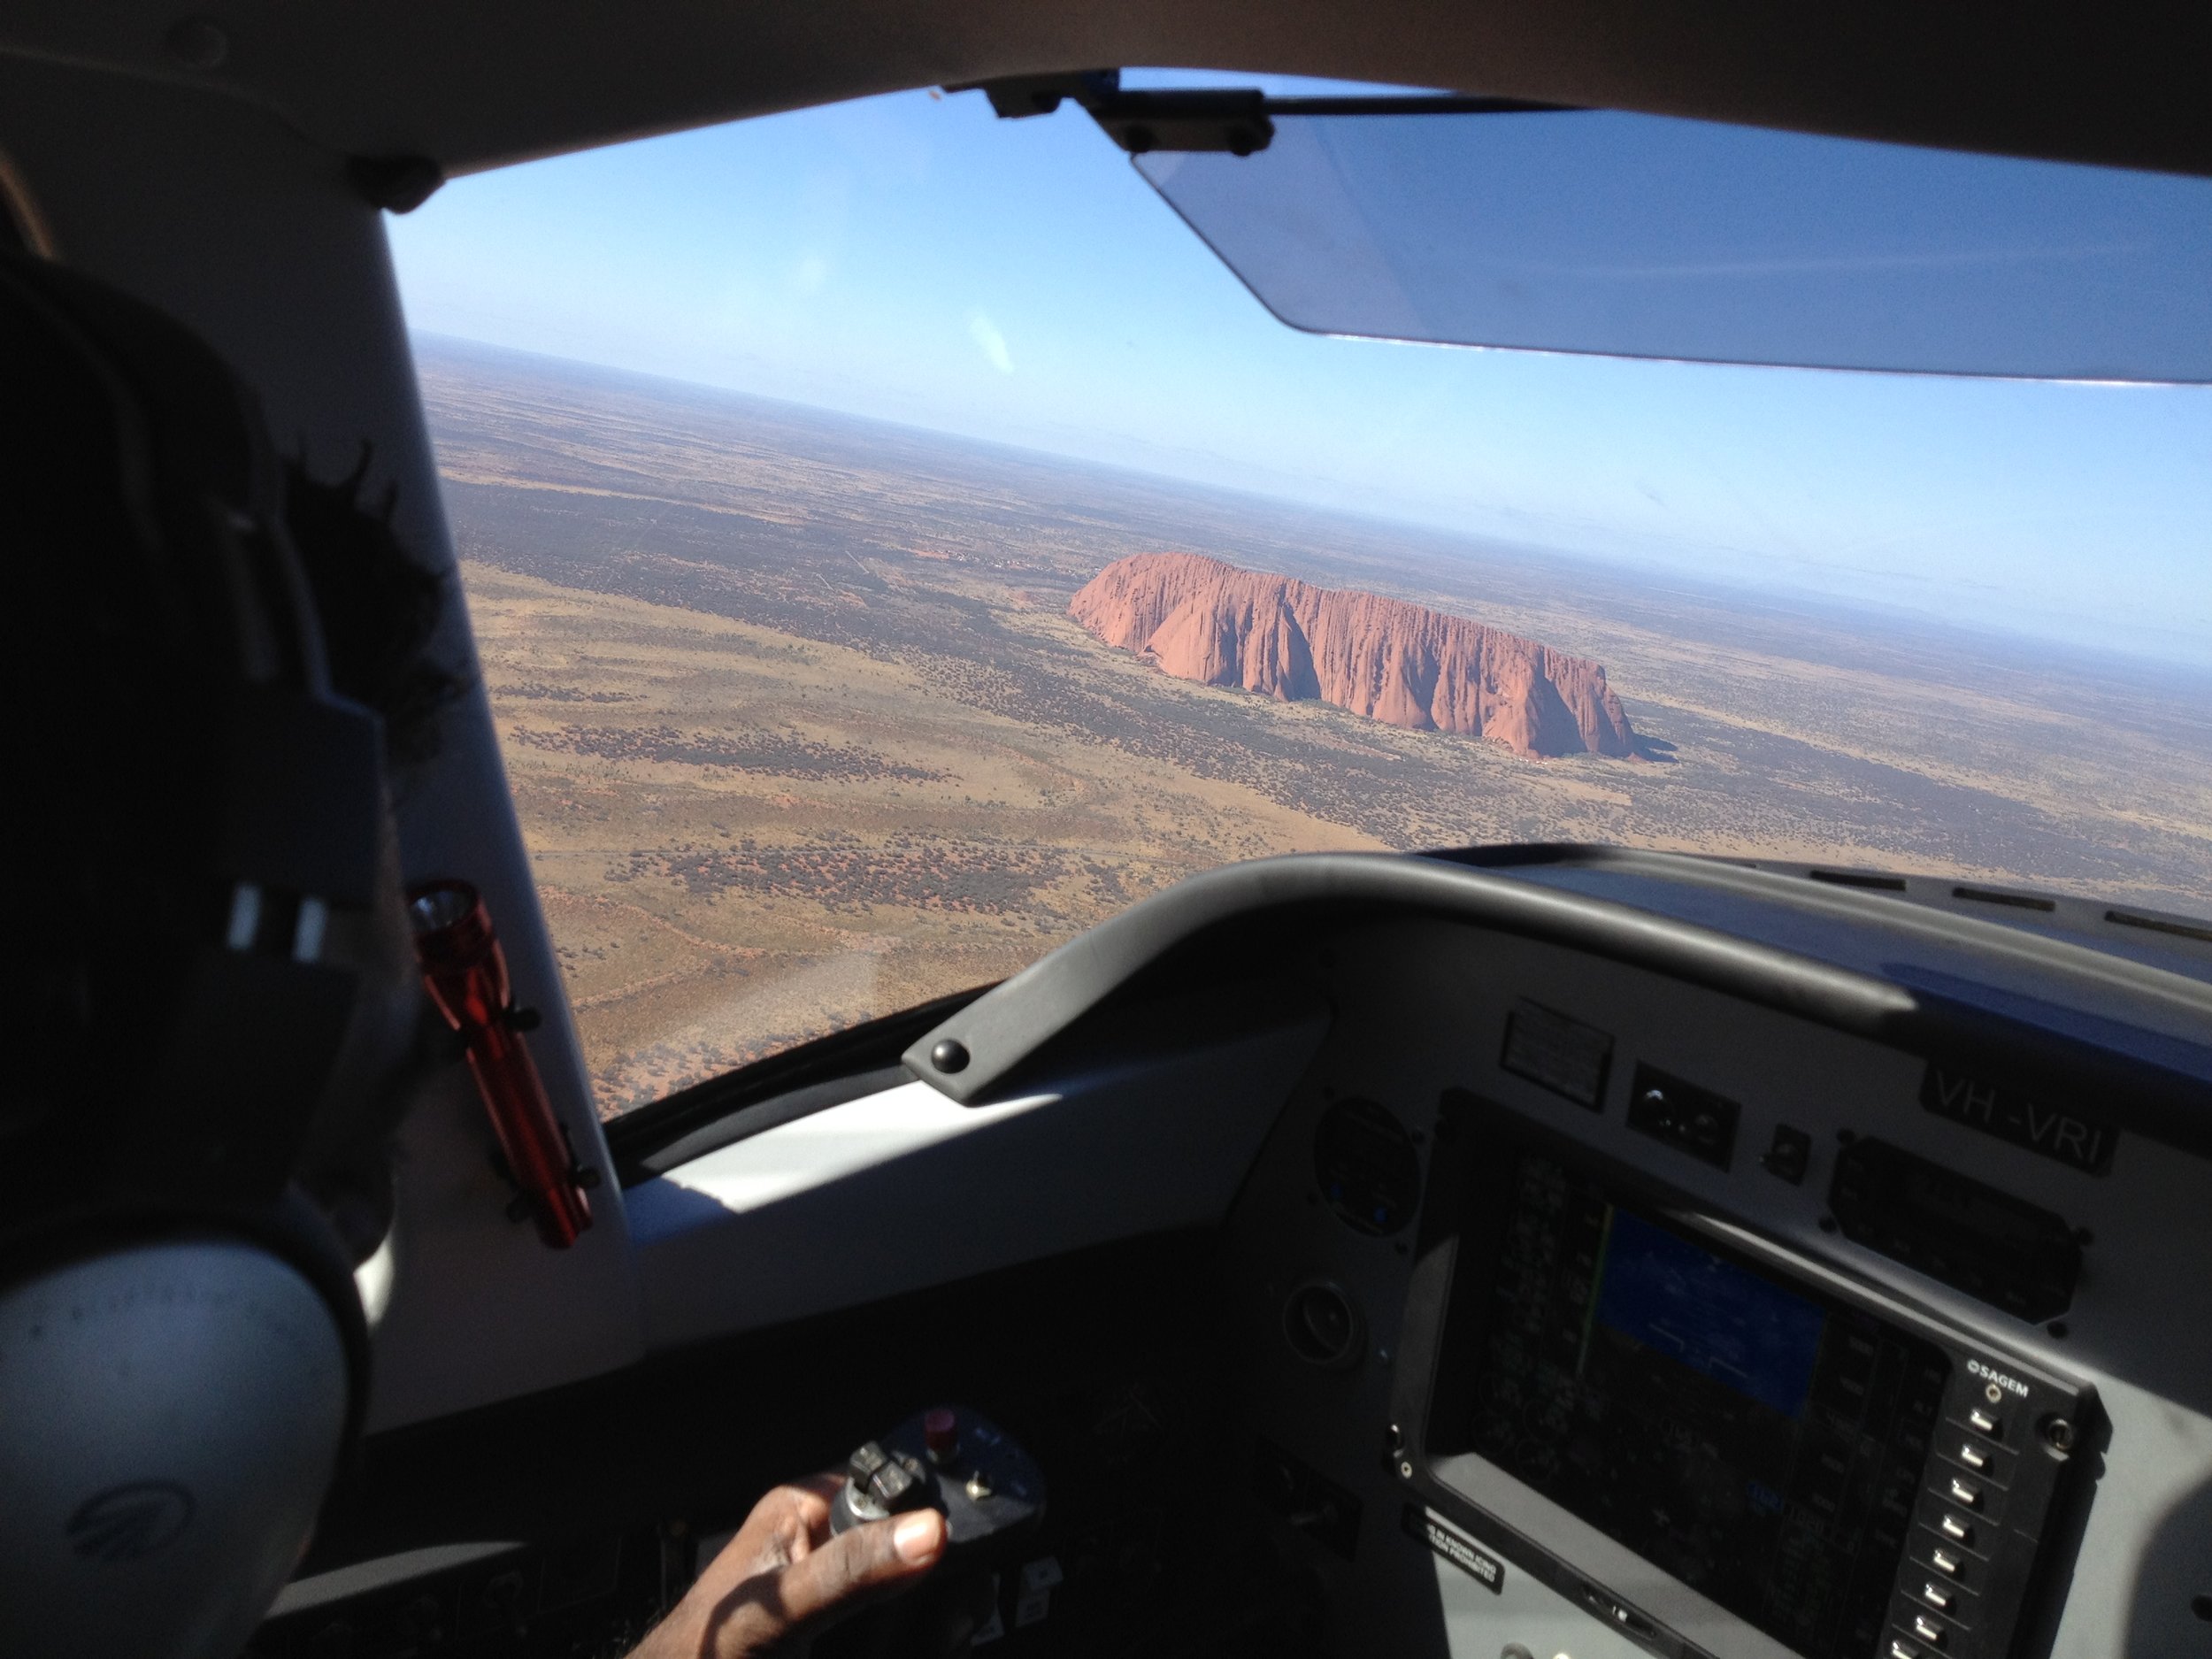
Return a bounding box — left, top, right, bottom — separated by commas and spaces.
777, 1508, 948, 1631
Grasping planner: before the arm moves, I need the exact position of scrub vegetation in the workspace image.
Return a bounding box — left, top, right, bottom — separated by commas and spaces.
424, 341, 2212, 1115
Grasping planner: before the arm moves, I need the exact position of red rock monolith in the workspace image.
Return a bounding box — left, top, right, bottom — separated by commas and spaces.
1069, 553, 1638, 759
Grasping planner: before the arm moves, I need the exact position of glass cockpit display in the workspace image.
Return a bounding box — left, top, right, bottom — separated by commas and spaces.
1466, 1151, 1948, 1658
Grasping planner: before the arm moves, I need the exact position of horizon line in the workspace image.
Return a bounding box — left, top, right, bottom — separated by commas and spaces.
406, 327, 2212, 684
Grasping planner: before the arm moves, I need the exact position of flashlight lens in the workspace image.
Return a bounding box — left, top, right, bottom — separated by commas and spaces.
408, 883, 476, 935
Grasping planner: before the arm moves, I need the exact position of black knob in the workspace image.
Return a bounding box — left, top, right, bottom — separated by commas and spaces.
849, 1440, 889, 1486
930, 1039, 970, 1074
867, 1455, 926, 1511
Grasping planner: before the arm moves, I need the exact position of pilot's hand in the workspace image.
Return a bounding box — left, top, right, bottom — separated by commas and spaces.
630, 1472, 948, 1658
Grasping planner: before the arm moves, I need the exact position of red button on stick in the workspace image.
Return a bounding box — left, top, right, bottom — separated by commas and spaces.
925, 1408, 959, 1464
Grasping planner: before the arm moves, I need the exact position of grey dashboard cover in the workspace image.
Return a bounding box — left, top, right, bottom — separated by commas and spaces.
904, 852, 1910, 1102
902, 850, 2212, 1151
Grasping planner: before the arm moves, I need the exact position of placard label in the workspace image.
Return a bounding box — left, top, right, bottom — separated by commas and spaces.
1922, 1064, 2115, 1175
1404, 1505, 1503, 1592
1501, 1001, 1613, 1110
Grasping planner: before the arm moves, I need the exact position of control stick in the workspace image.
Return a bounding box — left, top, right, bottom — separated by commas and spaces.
831, 1406, 1046, 1568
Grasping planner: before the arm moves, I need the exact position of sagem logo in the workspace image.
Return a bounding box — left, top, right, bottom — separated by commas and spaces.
67, 1481, 195, 1563
1968, 1359, 2030, 1398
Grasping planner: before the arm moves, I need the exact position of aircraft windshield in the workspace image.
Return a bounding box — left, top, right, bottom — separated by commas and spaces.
389, 79, 2212, 1118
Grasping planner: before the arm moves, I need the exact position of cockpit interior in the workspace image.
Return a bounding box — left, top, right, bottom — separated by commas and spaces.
3, 6, 2209, 1659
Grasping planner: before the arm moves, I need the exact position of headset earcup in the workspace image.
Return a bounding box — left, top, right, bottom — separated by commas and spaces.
0, 1240, 349, 1658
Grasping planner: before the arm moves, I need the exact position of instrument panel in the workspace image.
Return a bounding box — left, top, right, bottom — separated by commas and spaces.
1215, 912, 2212, 1659
1417, 1101, 2088, 1659
269, 853, 2212, 1659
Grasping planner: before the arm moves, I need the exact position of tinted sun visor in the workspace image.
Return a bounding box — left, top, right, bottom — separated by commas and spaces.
1131, 110, 2212, 382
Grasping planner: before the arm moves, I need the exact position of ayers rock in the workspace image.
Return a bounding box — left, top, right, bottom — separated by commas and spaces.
1069, 552, 1638, 760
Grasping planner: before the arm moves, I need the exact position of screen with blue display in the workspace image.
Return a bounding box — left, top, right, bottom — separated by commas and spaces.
1594, 1210, 1829, 1417
1463, 1150, 1949, 1659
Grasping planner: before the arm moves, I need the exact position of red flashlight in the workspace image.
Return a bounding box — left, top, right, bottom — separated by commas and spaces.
407, 878, 593, 1248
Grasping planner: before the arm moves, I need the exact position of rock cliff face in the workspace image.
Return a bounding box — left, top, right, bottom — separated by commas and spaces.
1069, 553, 1638, 759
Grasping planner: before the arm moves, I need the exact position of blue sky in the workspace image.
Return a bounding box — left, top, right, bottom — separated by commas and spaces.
388, 77, 2212, 665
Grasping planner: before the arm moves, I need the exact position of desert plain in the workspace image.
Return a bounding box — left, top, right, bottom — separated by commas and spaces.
416, 338, 2212, 1115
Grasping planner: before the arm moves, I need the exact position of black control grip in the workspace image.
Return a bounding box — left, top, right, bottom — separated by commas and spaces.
829, 1406, 1046, 1568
